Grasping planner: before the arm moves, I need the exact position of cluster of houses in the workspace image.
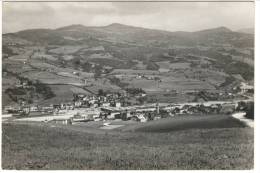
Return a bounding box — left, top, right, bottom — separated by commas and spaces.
239, 82, 254, 94
3, 85, 252, 125
55, 101, 241, 124
166, 102, 237, 115
2, 91, 140, 116
73, 92, 127, 109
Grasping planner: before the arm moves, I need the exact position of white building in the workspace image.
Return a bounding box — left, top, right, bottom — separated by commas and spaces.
240, 82, 254, 93
115, 102, 121, 107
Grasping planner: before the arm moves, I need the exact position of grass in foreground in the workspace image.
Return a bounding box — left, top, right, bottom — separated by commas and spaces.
2, 123, 253, 170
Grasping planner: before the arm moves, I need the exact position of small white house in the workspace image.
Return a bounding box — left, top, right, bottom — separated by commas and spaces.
74, 101, 82, 107
115, 102, 121, 108
30, 106, 38, 112
102, 102, 110, 107
240, 82, 254, 93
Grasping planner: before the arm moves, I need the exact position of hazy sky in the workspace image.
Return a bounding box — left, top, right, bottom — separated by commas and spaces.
3, 1, 255, 33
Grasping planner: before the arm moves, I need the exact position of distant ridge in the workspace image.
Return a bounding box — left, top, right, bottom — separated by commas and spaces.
5, 23, 235, 35
195, 26, 232, 34
3, 23, 253, 48
236, 28, 254, 34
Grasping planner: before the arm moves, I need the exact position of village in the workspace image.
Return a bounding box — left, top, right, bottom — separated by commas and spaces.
2, 81, 254, 126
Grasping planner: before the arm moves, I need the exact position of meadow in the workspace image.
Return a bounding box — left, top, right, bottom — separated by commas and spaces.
39, 84, 92, 105
2, 118, 253, 170
22, 71, 84, 86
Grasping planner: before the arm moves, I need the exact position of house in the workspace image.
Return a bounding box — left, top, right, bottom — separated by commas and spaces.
102, 102, 110, 107
220, 104, 236, 114
136, 113, 147, 122
141, 93, 147, 97
72, 114, 89, 122
21, 107, 30, 114
126, 111, 133, 119
22, 81, 28, 86
240, 82, 254, 93
60, 103, 66, 110
42, 106, 54, 113
115, 102, 121, 108
4, 106, 15, 112
89, 99, 97, 104
154, 116, 161, 120
107, 112, 121, 119
30, 105, 39, 112
52, 118, 72, 125
74, 101, 82, 107
65, 104, 74, 110
73, 71, 80, 76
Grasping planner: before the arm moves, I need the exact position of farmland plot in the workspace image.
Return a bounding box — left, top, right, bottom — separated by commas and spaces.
48, 46, 85, 54
8, 53, 31, 61
57, 72, 81, 78
183, 69, 228, 87
156, 61, 191, 72
56, 68, 94, 78
29, 61, 94, 78
85, 78, 122, 94
111, 69, 160, 75
31, 52, 58, 61
30, 61, 58, 70
3, 60, 34, 74
63, 55, 74, 61
158, 79, 215, 92
88, 53, 114, 59
80, 46, 105, 52
21, 71, 84, 86
133, 60, 147, 70
40, 84, 91, 105
120, 76, 215, 92
124, 79, 163, 92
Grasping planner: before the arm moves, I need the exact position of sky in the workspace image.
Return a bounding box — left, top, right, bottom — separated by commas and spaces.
2, 1, 255, 33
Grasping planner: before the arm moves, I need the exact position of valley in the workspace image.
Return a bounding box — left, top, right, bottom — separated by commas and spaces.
2, 24, 254, 107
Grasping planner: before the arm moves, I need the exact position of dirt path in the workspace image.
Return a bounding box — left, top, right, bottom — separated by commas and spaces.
232, 112, 254, 128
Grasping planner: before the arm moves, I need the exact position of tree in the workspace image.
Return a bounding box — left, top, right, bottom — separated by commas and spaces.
98, 89, 105, 96
72, 58, 81, 69
160, 109, 170, 118
244, 102, 254, 120
82, 61, 92, 72
137, 96, 147, 105
94, 65, 102, 79
168, 49, 176, 56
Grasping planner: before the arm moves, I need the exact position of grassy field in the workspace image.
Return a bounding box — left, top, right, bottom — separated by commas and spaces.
22, 71, 83, 86
39, 84, 91, 105
48, 46, 85, 54
120, 75, 215, 93
2, 120, 253, 170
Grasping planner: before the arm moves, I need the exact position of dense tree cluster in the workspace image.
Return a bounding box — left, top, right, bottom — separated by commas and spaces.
126, 88, 146, 96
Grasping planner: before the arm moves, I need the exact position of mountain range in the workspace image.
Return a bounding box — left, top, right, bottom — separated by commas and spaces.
3, 23, 254, 48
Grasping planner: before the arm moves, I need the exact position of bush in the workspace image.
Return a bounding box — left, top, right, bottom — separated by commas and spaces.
146, 61, 159, 71
108, 77, 128, 88
126, 88, 146, 96
244, 102, 254, 120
